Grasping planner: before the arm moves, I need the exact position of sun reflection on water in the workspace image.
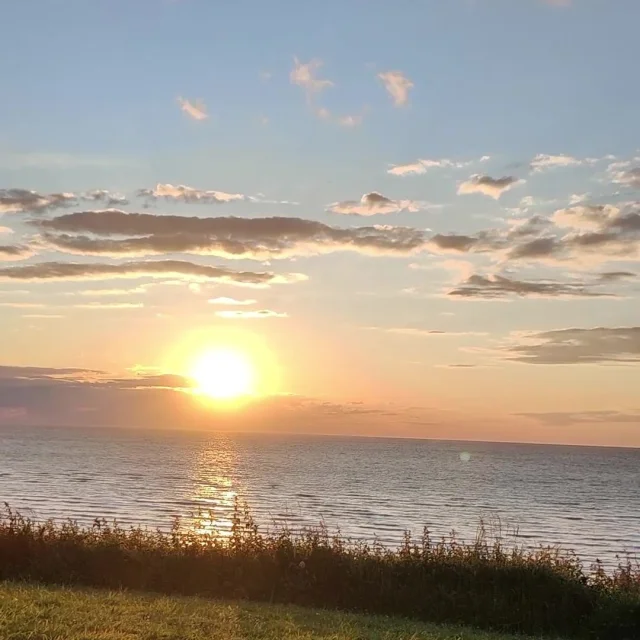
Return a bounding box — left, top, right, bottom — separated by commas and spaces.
189, 436, 241, 538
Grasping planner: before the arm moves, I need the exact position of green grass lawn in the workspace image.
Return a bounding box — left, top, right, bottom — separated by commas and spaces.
0, 582, 548, 640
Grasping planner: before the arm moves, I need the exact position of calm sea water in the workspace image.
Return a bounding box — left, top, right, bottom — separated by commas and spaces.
1, 426, 638, 568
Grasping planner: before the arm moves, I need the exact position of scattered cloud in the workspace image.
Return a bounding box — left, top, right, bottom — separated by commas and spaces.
505, 326, 640, 364
0, 189, 129, 215
208, 297, 257, 306
328, 192, 421, 216
337, 113, 364, 127
178, 97, 208, 121
387, 157, 482, 177
447, 273, 616, 299
74, 302, 145, 310
215, 309, 288, 319
0, 245, 34, 261
517, 410, 640, 426
35, 210, 428, 259
22, 314, 64, 319
611, 167, 640, 189
378, 70, 413, 107
458, 175, 523, 199
530, 154, 582, 172
0, 302, 46, 308
0, 259, 306, 288
375, 327, 486, 337
138, 184, 245, 204
70, 287, 148, 297
0, 189, 76, 214
290, 57, 333, 101
83, 190, 129, 207
0, 226, 13, 234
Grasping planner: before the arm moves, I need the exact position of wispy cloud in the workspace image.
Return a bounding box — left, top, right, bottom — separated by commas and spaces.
177, 97, 208, 121
530, 154, 583, 172
458, 175, 523, 199
447, 273, 616, 299
22, 314, 64, 319
0, 245, 34, 261
138, 184, 245, 204
518, 410, 640, 426
328, 192, 421, 216
0, 189, 76, 214
35, 210, 428, 258
0, 260, 306, 287
0, 302, 46, 308
505, 326, 640, 365
378, 70, 414, 107
208, 297, 257, 306
0, 188, 128, 215
74, 302, 144, 310
215, 309, 288, 319
388, 156, 490, 177
290, 57, 333, 101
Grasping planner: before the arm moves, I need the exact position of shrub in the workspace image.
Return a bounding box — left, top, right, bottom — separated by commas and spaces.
0, 502, 638, 638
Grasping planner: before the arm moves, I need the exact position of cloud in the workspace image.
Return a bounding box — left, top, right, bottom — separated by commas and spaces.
504, 326, 640, 364
0, 245, 33, 261
458, 175, 523, 199
0, 259, 306, 288
0, 189, 129, 215
598, 271, 636, 281
290, 57, 333, 100
22, 314, 64, 319
530, 154, 582, 172
337, 113, 364, 127
328, 192, 421, 216
215, 309, 288, 319
447, 273, 616, 299
611, 167, 640, 189
388, 156, 490, 177
71, 287, 148, 297
429, 232, 503, 254
378, 70, 413, 107
0, 302, 46, 308
137, 184, 245, 204
0, 226, 13, 234
35, 210, 428, 259
178, 97, 208, 121
74, 302, 144, 310
0, 189, 76, 214
517, 410, 640, 426
208, 297, 257, 306
426, 201, 640, 266
83, 190, 129, 207
374, 327, 485, 337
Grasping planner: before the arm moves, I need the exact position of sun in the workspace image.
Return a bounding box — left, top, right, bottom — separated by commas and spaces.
189, 348, 256, 400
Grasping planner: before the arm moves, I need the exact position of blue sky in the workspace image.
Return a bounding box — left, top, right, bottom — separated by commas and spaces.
1, 0, 639, 446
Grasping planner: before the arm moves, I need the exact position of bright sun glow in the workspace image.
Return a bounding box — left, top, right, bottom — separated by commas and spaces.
189, 348, 256, 400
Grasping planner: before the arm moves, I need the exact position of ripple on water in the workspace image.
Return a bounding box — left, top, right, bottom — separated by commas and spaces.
1, 427, 639, 569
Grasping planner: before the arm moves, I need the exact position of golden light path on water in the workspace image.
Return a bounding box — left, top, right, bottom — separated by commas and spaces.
189, 436, 239, 538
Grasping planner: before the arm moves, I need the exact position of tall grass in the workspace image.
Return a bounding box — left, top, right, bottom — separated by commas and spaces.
1, 502, 638, 639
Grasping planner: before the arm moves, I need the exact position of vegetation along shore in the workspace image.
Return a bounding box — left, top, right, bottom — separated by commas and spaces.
1, 503, 638, 639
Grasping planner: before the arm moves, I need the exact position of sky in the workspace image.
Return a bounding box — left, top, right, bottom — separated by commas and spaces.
1, 0, 639, 447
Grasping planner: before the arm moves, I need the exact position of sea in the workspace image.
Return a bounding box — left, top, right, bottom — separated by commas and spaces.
1, 425, 638, 569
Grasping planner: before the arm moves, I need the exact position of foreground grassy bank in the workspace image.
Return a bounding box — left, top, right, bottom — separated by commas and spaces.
0, 582, 535, 640
1, 505, 638, 639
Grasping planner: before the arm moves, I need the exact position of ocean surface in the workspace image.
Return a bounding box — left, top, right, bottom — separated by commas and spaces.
1, 426, 639, 568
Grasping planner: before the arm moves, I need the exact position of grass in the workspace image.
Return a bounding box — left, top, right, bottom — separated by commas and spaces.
0, 581, 543, 640
1, 503, 639, 639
